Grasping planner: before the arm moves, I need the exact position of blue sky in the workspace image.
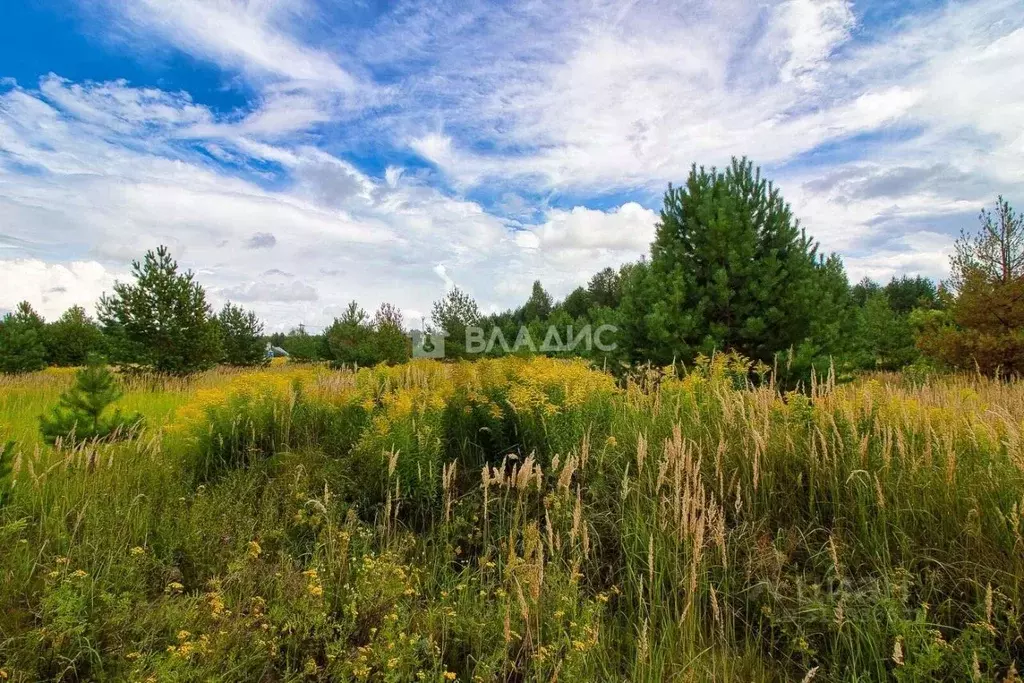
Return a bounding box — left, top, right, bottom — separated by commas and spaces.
1, 0, 1022, 330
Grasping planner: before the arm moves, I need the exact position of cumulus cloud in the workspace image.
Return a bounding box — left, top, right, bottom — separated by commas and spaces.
0, 75, 658, 328
0, 259, 117, 320
518, 203, 657, 254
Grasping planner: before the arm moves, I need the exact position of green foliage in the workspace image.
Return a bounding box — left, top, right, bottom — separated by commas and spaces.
98, 245, 222, 375
558, 286, 588, 320
274, 324, 328, 362
918, 197, 1024, 376
854, 292, 919, 371
884, 275, 939, 314
45, 305, 106, 367
431, 286, 480, 358
321, 302, 411, 368
779, 254, 857, 385
638, 158, 824, 365
517, 280, 553, 323
851, 277, 883, 307
325, 301, 376, 366
0, 440, 13, 508
372, 303, 411, 365
216, 302, 266, 367
39, 361, 144, 446
0, 301, 48, 374
587, 266, 623, 309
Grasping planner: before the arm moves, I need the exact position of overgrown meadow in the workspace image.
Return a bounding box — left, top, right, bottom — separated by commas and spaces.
2, 357, 1023, 681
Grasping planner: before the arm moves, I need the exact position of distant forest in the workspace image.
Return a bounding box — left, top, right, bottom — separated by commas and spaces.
3, 158, 1022, 381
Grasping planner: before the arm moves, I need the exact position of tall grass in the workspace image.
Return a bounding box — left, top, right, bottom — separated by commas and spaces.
1, 357, 1022, 681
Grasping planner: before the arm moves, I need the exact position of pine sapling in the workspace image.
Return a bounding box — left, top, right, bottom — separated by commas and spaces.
39, 360, 144, 447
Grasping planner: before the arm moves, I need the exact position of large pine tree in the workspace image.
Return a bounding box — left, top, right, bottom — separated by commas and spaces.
98, 245, 221, 375
638, 158, 828, 365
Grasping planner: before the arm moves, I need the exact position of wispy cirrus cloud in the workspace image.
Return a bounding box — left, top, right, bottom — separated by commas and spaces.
99, 0, 356, 90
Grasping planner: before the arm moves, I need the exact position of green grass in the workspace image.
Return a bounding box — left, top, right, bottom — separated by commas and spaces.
0, 370, 192, 450
1, 357, 1023, 681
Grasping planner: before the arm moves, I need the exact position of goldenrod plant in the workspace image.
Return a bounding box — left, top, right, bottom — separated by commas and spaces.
1, 356, 1023, 680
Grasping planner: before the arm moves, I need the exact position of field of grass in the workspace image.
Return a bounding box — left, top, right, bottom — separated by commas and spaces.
1, 356, 1023, 681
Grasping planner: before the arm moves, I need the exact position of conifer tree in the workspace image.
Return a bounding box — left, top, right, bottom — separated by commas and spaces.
855, 292, 919, 370
98, 245, 221, 375
216, 302, 267, 367
918, 197, 1024, 375
325, 302, 376, 366
518, 281, 553, 323
639, 158, 827, 365
0, 301, 48, 374
587, 267, 623, 309
372, 303, 411, 365
431, 287, 480, 358
45, 305, 106, 367
39, 360, 144, 446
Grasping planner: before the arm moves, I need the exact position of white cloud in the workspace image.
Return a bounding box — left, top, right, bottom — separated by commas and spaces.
221, 279, 319, 302
103, 0, 357, 91
0, 260, 116, 320
0, 76, 658, 329
769, 0, 855, 86
517, 203, 657, 255
390, 0, 1023, 223
3, 0, 1024, 331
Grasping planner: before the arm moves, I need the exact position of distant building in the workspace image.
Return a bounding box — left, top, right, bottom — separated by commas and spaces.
265, 343, 290, 359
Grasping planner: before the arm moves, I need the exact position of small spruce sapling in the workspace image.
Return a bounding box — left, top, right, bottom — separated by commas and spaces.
39, 359, 144, 447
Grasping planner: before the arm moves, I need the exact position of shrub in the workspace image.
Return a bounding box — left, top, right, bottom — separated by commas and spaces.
182, 372, 370, 481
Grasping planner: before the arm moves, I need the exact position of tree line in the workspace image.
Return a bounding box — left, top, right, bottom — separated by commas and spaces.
2, 158, 1021, 378
0, 246, 266, 375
